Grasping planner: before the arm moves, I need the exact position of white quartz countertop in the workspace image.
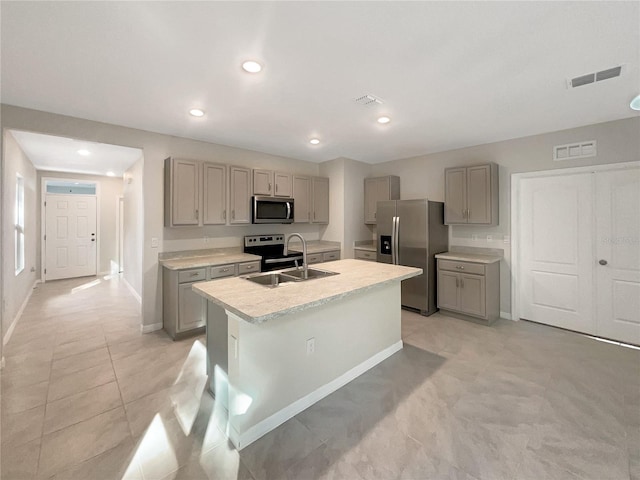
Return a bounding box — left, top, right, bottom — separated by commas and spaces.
288, 240, 341, 254
160, 252, 261, 270
435, 252, 501, 264
193, 259, 421, 324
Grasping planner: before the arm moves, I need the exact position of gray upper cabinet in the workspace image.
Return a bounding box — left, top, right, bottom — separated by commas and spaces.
364, 176, 400, 224
311, 176, 329, 224
274, 172, 292, 197
292, 175, 310, 223
253, 169, 273, 196
203, 163, 226, 225
444, 163, 498, 225
253, 170, 292, 197
230, 166, 251, 224
165, 157, 200, 227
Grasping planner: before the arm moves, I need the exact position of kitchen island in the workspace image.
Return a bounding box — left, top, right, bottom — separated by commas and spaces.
193, 259, 421, 449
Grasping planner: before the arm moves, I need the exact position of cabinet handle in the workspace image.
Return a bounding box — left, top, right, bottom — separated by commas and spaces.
195, 209, 199, 220
221, 268, 229, 272
275, 184, 278, 193
456, 265, 464, 270
246, 265, 254, 269
460, 277, 464, 288
374, 211, 376, 219
314, 211, 316, 220
223, 210, 226, 220
190, 272, 199, 277
232, 210, 235, 220
268, 183, 272, 192
456, 278, 459, 288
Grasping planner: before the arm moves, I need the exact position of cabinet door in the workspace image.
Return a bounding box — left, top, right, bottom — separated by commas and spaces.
437, 271, 460, 310
230, 167, 251, 224
459, 274, 486, 317
274, 172, 292, 197
172, 159, 200, 225
444, 168, 467, 224
311, 177, 330, 224
467, 165, 491, 224
293, 175, 310, 223
364, 178, 378, 224
178, 283, 206, 332
203, 163, 226, 225
253, 169, 273, 196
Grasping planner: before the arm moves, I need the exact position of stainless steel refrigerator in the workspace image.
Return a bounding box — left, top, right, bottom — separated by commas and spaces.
377, 199, 449, 316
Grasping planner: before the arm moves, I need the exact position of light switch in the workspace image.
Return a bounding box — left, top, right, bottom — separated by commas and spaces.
151, 237, 159, 248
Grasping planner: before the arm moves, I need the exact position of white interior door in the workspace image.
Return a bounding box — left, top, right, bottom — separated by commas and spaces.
595, 167, 640, 344
45, 194, 97, 281
519, 173, 596, 334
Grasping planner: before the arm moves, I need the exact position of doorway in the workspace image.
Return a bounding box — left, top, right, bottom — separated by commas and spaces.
42, 180, 98, 281
513, 162, 640, 345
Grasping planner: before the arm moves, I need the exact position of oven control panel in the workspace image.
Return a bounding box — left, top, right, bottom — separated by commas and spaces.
244, 234, 285, 247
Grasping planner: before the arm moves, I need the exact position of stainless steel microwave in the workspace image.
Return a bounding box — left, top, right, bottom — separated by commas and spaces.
252, 196, 294, 224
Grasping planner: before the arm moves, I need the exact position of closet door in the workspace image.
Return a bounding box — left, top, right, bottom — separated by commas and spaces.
595, 167, 640, 344
519, 173, 595, 334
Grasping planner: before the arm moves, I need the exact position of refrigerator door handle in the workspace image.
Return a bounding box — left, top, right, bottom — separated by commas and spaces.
391, 216, 396, 265
394, 216, 400, 265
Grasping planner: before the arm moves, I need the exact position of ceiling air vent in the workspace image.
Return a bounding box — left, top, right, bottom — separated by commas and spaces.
553, 140, 597, 161
568, 65, 624, 88
354, 94, 384, 107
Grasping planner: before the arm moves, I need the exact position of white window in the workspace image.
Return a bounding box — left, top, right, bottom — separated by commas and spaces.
15, 174, 24, 275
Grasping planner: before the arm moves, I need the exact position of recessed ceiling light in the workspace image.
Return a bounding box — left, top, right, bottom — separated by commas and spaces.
309, 138, 320, 145
77, 149, 90, 156
74, 182, 80, 185
631, 95, 640, 111
106, 171, 115, 177
242, 60, 262, 73
377, 116, 391, 124
189, 108, 205, 117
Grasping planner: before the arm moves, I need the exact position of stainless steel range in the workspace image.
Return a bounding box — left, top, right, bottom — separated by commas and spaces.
244, 234, 303, 272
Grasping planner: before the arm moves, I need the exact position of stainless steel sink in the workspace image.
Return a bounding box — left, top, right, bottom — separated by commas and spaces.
243, 267, 339, 287
280, 267, 339, 280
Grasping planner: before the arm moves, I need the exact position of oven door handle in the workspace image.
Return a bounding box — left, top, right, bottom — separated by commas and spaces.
264, 256, 303, 264
286, 202, 292, 220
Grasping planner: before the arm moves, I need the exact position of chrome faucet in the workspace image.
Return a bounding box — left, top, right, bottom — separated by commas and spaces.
284, 233, 308, 279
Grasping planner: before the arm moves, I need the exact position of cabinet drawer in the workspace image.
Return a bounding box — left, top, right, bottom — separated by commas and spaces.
323, 251, 340, 262
238, 261, 260, 274
178, 268, 206, 283
438, 260, 485, 276
307, 253, 323, 264
355, 249, 376, 261
209, 264, 236, 279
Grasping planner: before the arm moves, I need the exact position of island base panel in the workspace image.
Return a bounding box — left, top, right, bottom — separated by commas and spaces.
223, 283, 402, 449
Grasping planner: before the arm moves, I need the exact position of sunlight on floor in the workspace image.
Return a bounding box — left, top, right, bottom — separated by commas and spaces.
171, 340, 208, 436
70, 278, 101, 293
585, 334, 640, 350
122, 414, 178, 480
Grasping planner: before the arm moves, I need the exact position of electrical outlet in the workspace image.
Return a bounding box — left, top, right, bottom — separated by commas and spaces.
503, 235, 511, 244
486, 235, 493, 241
306, 337, 315, 355
472, 234, 479, 241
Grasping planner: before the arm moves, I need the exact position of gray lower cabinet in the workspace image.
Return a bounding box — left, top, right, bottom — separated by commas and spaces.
354, 249, 376, 261
163, 260, 261, 339
306, 250, 340, 264
437, 259, 499, 324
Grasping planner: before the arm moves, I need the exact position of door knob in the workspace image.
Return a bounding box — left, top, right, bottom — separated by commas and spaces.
598, 259, 608, 266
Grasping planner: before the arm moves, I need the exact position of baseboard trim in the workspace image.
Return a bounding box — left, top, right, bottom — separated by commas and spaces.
3, 279, 39, 346
122, 277, 142, 304
234, 339, 404, 450
500, 311, 513, 321
140, 322, 163, 334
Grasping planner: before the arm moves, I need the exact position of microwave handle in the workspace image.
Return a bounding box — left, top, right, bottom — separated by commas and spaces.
286, 201, 292, 220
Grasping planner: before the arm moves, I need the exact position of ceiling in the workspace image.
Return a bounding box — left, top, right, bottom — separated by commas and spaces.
8, 130, 143, 177
2, 1, 639, 165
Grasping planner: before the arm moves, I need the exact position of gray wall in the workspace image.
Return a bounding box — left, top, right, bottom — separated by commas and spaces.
2, 130, 38, 339
37, 170, 124, 276
370, 116, 640, 315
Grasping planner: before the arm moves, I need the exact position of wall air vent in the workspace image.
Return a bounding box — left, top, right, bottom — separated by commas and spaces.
553, 140, 597, 161
354, 94, 384, 107
568, 65, 624, 88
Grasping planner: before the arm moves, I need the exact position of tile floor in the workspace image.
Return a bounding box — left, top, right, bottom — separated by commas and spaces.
1, 274, 639, 480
